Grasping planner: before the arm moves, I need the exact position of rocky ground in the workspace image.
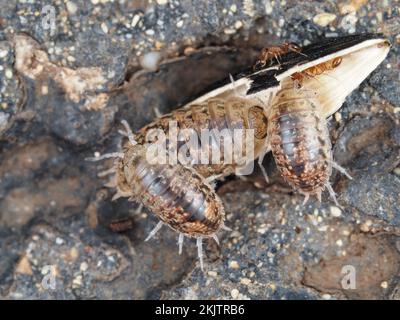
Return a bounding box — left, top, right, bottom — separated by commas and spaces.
0, 0, 399, 300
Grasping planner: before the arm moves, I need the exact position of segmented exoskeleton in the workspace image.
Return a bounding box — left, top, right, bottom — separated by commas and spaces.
266, 78, 352, 204
88, 121, 228, 270
135, 97, 270, 181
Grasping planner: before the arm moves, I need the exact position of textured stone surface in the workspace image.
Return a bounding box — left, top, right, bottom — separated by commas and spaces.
0, 0, 399, 300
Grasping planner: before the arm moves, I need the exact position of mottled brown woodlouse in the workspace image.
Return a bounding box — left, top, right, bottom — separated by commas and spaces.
266, 77, 352, 205
88, 120, 229, 270
135, 97, 270, 181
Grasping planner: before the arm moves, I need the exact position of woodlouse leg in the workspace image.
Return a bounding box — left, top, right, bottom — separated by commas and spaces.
330, 161, 353, 180
257, 136, 271, 183
178, 233, 184, 255
104, 176, 118, 188
144, 221, 163, 242
135, 203, 143, 214
221, 224, 232, 232
97, 167, 116, 177
119, 119, 137, 146
316, 190, 322, 203
257, 145, 271, 183
212, 234, 219, 245
85, 152, 124, 161
302, 193, 310, 205
325, 182, 339, 206
196, 237, 204, 271
112, 188, 132, 201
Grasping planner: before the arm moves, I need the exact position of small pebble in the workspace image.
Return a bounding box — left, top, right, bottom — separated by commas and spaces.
234, 21, 243, 29
101, 22, 109, 34
381, 281, 388, 289
131, 15, 141, 28
72, 275, 82, 287
340, 13, 358, 34
360, 220, 372, 232
140, 51, 162, 71
66, 1, 78, 15
229, 260, 240, 269
0, 49, 8, 58
231, 288, 239, 299
207, 271, 217, 277
313, 13, 337, 27
41, 85, 49, 95
5, 69, 13, 79
80, 262, 89, 272
330, 206, 342, 217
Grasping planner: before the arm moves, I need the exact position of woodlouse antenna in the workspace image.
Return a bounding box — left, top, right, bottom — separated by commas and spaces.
212, 234, 220, 245
119, 119, 137, 146
97, 167, 117, 177
153, 107, 163, 118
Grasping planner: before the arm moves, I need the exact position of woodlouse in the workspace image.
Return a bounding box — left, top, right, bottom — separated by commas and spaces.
88, 120, 228, 270
266, 77, 352, 204
135, 97, 270, 181
87, 35, 390, 270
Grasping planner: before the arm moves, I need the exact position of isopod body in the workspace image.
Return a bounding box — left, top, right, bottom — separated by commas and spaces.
118, 144, 225, 237
267, 79, 336, 203
135, 97, 269, 179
